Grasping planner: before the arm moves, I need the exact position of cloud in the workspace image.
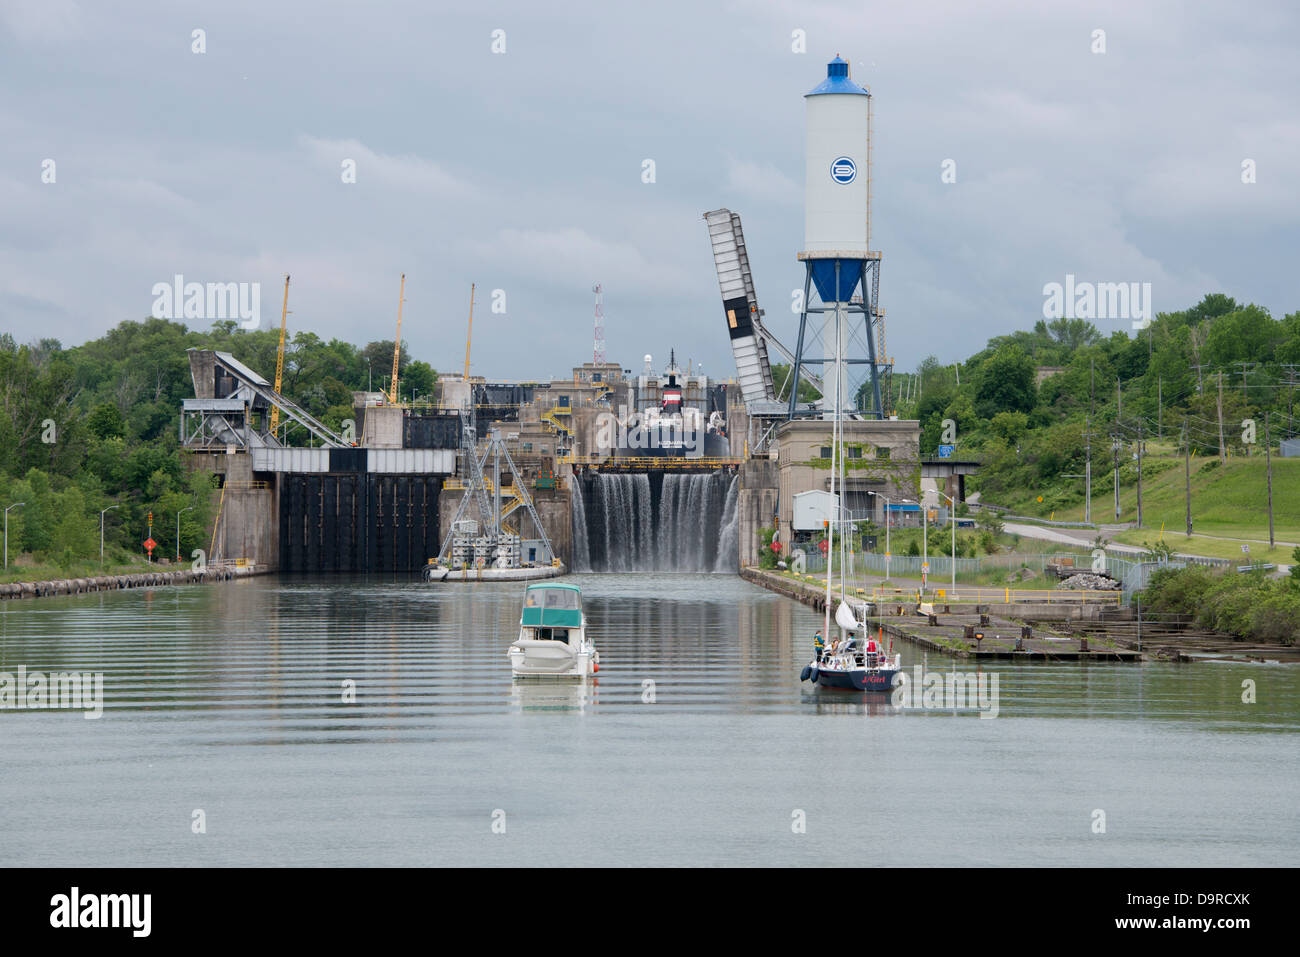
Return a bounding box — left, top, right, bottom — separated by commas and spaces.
0, 0, 81, 45
725, 157, 800, 203
299, 135, 474, 197
465, 227, 693, 295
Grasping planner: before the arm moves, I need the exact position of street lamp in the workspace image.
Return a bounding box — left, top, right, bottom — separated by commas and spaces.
100, 505, 119, 566
938, 491, 958, 595
4, 502, 25, 569
365, 357, 372, 393
881, 495, 915, 584
176, 506, 195, 561
922, 498, 930, 593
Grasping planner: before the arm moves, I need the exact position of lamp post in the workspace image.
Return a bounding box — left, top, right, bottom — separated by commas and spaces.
5, 502, 25, 569
176, 506, 195, 561
365, 358, 372, 393
100, 505, 119, 566
922, 498, 928, 593
881, 495, 915, 584
938, 491, 958, 595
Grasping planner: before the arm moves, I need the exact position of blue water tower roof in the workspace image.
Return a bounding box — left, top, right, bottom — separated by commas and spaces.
807, 55, 870, 97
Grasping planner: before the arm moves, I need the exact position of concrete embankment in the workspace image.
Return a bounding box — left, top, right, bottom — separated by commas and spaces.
0, 565, 263, 600
740, 566, 1140, 661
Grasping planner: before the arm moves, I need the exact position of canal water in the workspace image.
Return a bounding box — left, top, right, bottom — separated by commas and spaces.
1, 574, 1295, 866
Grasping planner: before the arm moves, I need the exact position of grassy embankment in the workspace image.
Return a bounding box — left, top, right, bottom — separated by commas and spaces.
778, 530, 1093, 589
991, 450, 1300, 564
0, 554, 174, 585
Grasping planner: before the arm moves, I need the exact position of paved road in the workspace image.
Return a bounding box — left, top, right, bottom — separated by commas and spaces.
1002, 521, 1293, 576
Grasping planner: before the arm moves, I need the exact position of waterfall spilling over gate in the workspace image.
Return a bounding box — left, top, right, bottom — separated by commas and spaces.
574, 472, 739, 572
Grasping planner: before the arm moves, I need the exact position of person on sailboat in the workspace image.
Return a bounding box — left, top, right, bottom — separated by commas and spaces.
813, 630, 825, 662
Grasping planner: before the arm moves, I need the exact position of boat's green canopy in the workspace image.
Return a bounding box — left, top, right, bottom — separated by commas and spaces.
520, 583, 583, 628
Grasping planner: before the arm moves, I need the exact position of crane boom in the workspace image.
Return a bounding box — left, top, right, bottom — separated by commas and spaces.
387, 274, 405, 404
463, 283, 475, 380
269, 274, 290, 432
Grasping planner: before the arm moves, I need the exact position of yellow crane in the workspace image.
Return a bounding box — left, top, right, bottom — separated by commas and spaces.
387, 274, 405, 404
269, 274, 290, 433
464, 283, 475, 379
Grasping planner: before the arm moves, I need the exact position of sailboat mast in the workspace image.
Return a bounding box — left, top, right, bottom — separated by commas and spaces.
823, 268, 843, 643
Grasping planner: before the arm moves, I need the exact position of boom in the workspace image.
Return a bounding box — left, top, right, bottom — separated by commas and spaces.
269, 274, 290, 432
387, 274, 405, 404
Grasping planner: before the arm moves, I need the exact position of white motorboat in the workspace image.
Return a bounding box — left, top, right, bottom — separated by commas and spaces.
509, 583, 599, 679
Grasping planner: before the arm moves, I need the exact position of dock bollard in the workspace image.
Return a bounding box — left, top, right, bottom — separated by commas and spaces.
1013, 634, 1024, 652
1079, 636, 1090, 652
1021, 625, 1033, 641
979, 612, 991, 627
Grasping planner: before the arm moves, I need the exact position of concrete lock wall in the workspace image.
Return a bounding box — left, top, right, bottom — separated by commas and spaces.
184, 450, 278, 567
738, 459, 779, 567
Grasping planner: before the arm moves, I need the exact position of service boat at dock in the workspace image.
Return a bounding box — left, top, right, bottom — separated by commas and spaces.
509, 583, 599, 679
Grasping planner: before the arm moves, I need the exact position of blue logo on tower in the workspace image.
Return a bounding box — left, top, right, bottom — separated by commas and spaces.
830, 156, 857, 184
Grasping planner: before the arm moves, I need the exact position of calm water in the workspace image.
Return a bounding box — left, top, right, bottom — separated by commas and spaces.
1, 574, 1296, 866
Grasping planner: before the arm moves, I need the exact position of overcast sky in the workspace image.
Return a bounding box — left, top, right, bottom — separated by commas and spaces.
2, 0, 1297, 383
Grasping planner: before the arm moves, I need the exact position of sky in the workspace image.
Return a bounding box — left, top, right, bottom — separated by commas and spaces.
2, 0, 1297, 383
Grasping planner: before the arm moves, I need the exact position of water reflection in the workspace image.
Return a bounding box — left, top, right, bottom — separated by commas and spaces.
510, 680, 597, 714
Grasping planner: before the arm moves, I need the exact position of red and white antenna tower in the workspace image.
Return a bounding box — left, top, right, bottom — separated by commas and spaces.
592, 282, 605, 364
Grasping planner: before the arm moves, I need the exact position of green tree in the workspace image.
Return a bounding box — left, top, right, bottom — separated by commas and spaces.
974, 344, 1036, 418
86, 402, 127, 440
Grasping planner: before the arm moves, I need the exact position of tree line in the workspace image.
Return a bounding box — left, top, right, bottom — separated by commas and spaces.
0, 318, 438, 571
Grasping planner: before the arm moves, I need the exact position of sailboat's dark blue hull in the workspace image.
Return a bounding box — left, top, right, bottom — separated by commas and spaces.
812, 667, 899, 692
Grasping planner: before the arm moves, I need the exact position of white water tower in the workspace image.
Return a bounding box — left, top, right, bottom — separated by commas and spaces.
787, 55, 887, 421
804, 55, 869, 257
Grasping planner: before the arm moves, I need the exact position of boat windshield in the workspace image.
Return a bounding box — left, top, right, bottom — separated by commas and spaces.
538, 588, 579, 611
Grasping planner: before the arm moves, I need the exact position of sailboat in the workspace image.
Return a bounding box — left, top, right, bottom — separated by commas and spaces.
797, 279, 901, 693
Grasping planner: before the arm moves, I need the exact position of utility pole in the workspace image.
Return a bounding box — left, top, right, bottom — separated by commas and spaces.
1136, 420, 1143, 528
1283, 363, 1299, 437
1217, 372, 1226, 462
1083, 423, 1094, 524
1090, 358, 1095, 421
1235, 360, 1253, 402
1113, 432, 1121, 522
1113, 375, 1122, 522
1085, 360, 1095, 525
1157, 375, 1162, 440
1183, 418, 1192, 537
1266, 413, 1275, 550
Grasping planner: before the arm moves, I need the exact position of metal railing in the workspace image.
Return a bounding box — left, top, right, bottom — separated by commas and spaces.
864, 585, 1122, 606
560, 455, 744, 470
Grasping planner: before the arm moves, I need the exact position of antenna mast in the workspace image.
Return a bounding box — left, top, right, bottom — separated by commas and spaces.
592, 282, 604, 365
